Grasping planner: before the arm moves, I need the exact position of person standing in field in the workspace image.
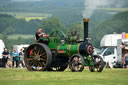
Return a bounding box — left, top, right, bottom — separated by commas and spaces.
120, 42, 128, 68
19, 49, 25, 68
2, 48, 10, 68
12, 48, 19, 68
125, 53, 128, 68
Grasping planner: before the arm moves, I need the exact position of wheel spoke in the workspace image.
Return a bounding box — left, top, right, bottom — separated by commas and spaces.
40, 58, 47, 61
30, 60, 37, 66
40, 62, 46, 67
37, 64, 40, 71
26, 59, 34, 64
40, 52, 46, 57
32, 46, 38, 55
30, 55, 35, 58
28, 60, 37, 69
36, 47, 42, 56
33, 49, 36, 55
26, 58, 34, 61
37, 47, 43, 55
38, 62, 44, 67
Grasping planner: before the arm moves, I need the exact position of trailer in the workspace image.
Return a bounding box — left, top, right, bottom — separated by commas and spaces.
97, 33, 128, 68
0, 39, 5, 67
13, 44, 29, 52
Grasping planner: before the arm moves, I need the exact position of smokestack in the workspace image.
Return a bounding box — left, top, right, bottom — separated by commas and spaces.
83, 18, 89, 41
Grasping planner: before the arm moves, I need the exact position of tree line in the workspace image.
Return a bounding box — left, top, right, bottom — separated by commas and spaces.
1, 11, 128, 50
0, 14, 75, 50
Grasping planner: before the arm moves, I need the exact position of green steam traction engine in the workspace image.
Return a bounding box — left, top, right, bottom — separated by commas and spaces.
24, 18, 105, 72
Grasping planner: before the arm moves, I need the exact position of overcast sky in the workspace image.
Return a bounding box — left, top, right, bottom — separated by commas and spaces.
11, 0, 44, 2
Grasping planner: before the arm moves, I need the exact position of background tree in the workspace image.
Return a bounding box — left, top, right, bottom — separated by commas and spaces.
39, 17, 68, 34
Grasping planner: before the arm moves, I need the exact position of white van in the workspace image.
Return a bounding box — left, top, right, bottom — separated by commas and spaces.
97, 47, 119, 68
97, 33, 128, 68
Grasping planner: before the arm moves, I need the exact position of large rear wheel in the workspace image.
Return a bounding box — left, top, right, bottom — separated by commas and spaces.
24, 43, 52, 71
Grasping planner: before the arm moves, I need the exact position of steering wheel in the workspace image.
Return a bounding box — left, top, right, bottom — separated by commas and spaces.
49, 31, 66, 39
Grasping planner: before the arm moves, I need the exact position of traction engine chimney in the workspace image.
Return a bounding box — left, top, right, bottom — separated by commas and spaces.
83, 18, 89, 41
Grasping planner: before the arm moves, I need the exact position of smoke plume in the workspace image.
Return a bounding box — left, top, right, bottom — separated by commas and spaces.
82, 0, 124, 18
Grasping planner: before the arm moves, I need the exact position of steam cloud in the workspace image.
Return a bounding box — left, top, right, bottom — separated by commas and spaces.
82, 0, 124, 18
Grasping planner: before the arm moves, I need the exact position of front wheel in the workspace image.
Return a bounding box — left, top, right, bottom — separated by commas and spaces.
69, 54, 84, 72
89, 55, 105, 72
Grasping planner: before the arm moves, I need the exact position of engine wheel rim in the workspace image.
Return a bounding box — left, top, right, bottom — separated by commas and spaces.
90, 56, 104, 72
89, 56, 105, 72
70, 55, 84, 72
24, 44, 49, 71
94, 57, 101, 71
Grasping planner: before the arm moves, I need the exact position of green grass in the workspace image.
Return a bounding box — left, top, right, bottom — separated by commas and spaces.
7, 34, 34, 39
0, 68, 128, 85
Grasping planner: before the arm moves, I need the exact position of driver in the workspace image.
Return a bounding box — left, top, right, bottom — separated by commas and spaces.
35, 28, 48, 41
35, 28, 49, 44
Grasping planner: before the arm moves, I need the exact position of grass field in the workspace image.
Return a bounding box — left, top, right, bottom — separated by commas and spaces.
0, 68, 128, 85
7, 34, 34, 40
0, 12, 52, 21
24, 17, 45, 21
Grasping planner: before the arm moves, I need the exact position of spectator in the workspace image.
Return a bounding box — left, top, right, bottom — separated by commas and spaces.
125, 53, 128, 68
2, 48, 10, 68
120, 43, 128, 67
12, 48, 19, 68
19, 49, 25, 68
